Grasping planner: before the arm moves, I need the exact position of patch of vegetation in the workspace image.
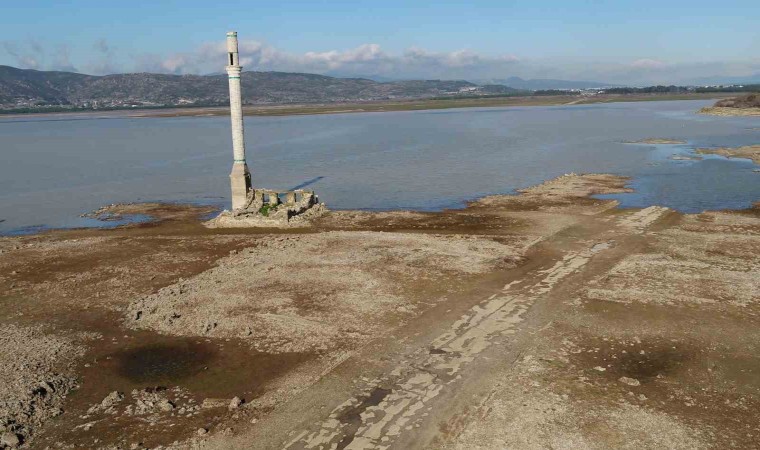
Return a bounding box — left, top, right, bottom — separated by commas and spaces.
259, 204, 276, 216
602, 85, 760, 95
604, 85, 692, 94
533, 89, 581, 96
695, 84, 760, 94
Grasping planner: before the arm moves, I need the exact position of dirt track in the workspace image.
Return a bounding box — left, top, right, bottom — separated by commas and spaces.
1, 174, 758, 449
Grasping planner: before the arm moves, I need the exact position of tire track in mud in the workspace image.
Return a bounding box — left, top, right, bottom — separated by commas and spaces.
283, 209, 667, 449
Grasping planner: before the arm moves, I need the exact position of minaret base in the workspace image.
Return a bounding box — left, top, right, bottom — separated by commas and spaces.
230, 162, 252, 210
207, 188, 326, 229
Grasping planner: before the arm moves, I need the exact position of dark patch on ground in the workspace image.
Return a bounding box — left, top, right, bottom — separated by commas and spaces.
35, 335, 316, 449
112, 341, 217, 384
607, 344, 688, 383
556, 325, 760, 448
337, 387, 392, 426
571, 334, 692, 385
319, 210, 524, 235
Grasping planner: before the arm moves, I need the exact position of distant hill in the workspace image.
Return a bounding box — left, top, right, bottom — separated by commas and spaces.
686, 74, 760, 86
0, 65, 520, 110
479, 76, 616, 90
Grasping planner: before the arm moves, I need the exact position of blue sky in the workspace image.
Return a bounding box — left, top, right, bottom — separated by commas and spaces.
2, 0, 759, 84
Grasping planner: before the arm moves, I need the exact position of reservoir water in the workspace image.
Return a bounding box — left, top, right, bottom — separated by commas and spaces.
0, 99, 758, 235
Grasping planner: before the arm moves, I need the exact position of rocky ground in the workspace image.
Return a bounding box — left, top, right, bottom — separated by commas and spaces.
1, 173, 759, 449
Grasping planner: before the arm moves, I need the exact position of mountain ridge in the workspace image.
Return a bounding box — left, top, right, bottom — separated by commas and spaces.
0, 65, 521, 110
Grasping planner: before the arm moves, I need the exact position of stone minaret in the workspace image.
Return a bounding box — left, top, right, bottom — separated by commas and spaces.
226, 31, 251, 210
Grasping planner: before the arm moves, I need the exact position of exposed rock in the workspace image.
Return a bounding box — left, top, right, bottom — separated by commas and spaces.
201, 399, 228, 409
228, 397, 243, 411
670, 154, 702, 161
121, 387, 186, 416
157, 400, 175, 412
87, 391, 124, 414
0, 432, 21, 448
619, 376, 641, 386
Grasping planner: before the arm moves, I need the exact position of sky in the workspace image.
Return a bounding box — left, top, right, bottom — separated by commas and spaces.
1, 0, 759, 85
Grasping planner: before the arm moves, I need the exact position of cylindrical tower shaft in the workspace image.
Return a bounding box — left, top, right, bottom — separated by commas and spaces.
226, 31, 251, 210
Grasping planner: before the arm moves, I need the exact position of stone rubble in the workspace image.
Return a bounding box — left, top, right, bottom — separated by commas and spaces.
206, 189, 327, 228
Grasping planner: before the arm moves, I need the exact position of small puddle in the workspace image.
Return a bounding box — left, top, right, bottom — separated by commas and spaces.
113, 341, 216, 384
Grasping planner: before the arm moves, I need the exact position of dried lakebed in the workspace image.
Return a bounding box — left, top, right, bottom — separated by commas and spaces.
1, 173, 759, 449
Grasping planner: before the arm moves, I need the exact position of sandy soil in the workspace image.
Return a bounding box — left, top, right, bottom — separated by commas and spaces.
0, 325, 92, 448
698, 106, 760, 117
696, 144, 760, 164
1, 174, 759, 449
128, 231, 527, 354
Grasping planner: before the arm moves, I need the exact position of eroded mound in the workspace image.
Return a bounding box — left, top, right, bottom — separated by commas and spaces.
127, 231, 524, 354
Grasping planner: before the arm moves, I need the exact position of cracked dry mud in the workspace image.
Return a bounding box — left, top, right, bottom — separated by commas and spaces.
1, 174, 758, 449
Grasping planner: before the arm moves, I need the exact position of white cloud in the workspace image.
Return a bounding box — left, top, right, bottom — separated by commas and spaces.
130, 40, 520, 79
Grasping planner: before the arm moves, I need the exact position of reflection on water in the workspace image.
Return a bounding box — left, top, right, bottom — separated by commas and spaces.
0, 99, 758, 233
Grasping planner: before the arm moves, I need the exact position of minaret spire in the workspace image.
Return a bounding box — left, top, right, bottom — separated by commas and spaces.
226, 31, 251, 210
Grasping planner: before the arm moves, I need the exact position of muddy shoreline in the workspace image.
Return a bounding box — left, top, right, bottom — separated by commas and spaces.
698, 106, 760, 117
696, 144, 760, 164
1, 173, 759, 449
1, 93, 733, 121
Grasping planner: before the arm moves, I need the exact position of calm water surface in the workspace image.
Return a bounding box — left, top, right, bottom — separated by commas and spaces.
1, 99, 758, 234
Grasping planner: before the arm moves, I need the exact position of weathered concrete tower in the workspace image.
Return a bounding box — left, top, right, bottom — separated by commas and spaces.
226, 31, 251, 210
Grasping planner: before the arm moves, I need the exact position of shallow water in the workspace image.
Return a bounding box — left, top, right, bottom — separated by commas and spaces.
0, 100, 758, 234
